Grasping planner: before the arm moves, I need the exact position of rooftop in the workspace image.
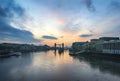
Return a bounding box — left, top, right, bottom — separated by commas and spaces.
99, 37, 119, 41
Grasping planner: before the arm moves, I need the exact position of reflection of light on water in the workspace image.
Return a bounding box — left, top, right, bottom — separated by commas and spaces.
31, 52, 55, 70
31, 50, 74, 69
54, 50, 74, 64
29, 51, 120, 80
1, 50, 120, 81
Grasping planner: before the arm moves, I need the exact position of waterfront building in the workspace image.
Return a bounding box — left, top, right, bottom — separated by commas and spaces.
99, 37, 119, 41
102, 40, 120, 54
71, 42, 88, 52
90, 37, 120, 52
70, 37, 120, 54
89, 39, 99, 51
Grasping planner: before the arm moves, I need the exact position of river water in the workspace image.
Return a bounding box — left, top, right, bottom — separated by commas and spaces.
0, 50, 120, 81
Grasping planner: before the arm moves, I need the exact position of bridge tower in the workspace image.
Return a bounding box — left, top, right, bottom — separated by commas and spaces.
54, 43, 64, 50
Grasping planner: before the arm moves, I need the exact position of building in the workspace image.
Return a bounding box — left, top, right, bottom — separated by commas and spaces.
71, 42, 88, 52
91, 39, 99, 43
89, 39, 99, 51
70, 37, 120, 54
99, 37, 119, 41
90, 37, 120, 52
102, 40, 120, 54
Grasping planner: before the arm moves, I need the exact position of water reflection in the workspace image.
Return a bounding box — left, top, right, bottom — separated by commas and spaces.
54, 49, 64, 56
72, 54, 120, 77
0, 51, 120, 81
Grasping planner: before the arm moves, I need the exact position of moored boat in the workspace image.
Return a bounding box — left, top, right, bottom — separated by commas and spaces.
9, 52, 22, 56
0, 51, 21, 58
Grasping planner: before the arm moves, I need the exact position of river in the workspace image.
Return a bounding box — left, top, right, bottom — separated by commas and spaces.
0, 50, 120, 81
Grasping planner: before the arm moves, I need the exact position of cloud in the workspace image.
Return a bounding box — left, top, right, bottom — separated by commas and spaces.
60, 36, 64, 38
42, 35, 58, 40
0, 0, 40, 43
108, 1, 120, 13
0, 22, 40, 43
61, 19, 81, 33
34, 0, 95, 12
82, 0, 95, 11
80, 34, 93, 37
0, 0, 25, 18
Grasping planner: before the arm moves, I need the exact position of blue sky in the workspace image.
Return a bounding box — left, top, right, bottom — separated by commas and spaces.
0, 0, 120, 46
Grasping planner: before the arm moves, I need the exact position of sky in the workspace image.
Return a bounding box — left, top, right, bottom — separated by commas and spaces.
0, 0, 120, 46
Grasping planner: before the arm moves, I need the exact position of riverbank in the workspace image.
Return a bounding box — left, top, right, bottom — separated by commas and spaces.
69, 51, 120, 60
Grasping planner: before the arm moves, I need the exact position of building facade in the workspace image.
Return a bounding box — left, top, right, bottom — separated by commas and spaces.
71, 42, 88, 52
102, 40, 120, 54
90, 37, 120, 52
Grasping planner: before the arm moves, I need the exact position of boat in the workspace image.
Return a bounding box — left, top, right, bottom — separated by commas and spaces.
0, 51, 21, 58
9, 52, 22, 56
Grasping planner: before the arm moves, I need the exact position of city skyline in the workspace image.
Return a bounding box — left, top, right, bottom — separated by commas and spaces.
0, 0, 120, 46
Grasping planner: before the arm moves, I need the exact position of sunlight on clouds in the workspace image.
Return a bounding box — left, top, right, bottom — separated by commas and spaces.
7, 0, 120, 46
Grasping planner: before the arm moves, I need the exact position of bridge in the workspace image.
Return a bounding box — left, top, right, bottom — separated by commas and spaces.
54, 43, 64, 54
54, 43, 64, 50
